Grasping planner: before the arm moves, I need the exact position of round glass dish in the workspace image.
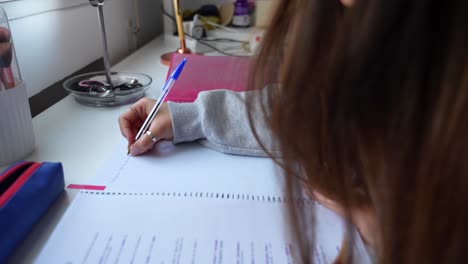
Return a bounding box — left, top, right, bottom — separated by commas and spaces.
63, 71, 152, 107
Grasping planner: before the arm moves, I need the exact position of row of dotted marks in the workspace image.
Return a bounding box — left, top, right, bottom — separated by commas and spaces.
81, 191, 313, 204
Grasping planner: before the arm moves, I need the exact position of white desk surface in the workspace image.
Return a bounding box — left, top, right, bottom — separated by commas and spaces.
8, 35, 181, 263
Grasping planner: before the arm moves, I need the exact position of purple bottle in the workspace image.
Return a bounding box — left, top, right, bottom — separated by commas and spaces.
232, 0, 250, 27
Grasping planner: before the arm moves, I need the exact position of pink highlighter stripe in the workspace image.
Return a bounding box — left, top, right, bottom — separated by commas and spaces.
67, 184, 106, 191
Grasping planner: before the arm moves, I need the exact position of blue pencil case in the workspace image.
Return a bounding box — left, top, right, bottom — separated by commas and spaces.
0, 161, 64, 262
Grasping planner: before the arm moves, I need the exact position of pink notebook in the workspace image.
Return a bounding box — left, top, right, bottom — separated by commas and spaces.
164, 53, 251, 103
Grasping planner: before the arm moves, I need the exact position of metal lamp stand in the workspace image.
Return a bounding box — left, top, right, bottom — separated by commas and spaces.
62, 0, 152, 107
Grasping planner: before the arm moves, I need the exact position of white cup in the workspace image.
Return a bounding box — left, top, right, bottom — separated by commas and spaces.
0, 79, 35, 166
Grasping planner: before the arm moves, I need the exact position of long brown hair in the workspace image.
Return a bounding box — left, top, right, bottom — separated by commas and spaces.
247, 0, 468, 262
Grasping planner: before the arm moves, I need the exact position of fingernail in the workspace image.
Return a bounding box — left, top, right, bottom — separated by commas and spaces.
130, 145, 142, 156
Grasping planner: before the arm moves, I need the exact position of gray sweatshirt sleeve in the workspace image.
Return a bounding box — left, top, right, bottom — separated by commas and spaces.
167, 89, 279, 157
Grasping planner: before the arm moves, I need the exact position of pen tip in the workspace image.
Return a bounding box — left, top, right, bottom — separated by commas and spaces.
127, 148, 131, 156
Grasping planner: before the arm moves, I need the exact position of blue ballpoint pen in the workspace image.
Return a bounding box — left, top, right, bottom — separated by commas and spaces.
133, 58, 187, 144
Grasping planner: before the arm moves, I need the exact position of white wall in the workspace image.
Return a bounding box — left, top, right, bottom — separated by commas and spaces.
1, 0, 162, 97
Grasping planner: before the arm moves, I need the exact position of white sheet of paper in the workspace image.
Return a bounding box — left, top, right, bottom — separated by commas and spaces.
36, 191, 350, 264
91, 141, 286, 197
52, 141, 371, 263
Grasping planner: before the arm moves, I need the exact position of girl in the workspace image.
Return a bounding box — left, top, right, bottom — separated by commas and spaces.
119, 0, 468, 262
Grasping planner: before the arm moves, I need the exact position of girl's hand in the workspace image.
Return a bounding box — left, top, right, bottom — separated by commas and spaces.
118, 98, 174, 156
